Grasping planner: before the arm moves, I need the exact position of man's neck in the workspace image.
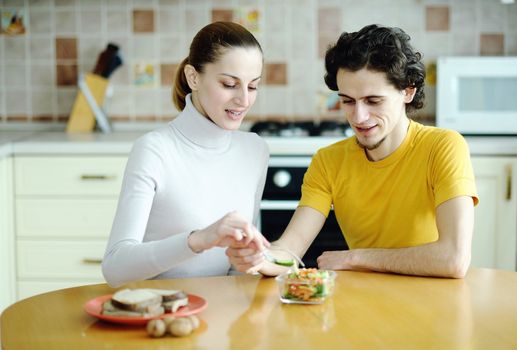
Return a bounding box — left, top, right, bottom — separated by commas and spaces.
365, 117, 410, 162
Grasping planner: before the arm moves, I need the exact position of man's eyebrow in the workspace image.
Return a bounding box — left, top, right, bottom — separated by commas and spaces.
338, 93, 384, 99
219, 73, 261, 82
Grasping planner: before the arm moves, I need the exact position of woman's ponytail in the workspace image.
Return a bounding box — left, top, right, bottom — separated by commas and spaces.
172, 57, 190, 111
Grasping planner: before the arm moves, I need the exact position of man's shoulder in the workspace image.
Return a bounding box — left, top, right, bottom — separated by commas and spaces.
412, 122, 465, 148
317, 136, 356, 158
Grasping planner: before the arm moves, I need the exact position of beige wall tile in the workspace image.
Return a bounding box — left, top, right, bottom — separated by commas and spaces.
80, 10, 102, 34
29, 9, 52, 34
3, 64, 27, 88
480, 33, 504, 56
107, 10, 130, 33
4, 37, 27, 60
133, 9, 155, 33
5, 90, 29, 115
30, 37, 53, 60
55, 9, 77, 34
31, 64, 55, 87
56, 87, 76, 115
158, 9, 183, 33
426, 6, 450, 31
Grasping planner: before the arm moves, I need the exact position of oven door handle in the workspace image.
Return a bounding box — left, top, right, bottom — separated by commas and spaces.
260, 200, 299, 210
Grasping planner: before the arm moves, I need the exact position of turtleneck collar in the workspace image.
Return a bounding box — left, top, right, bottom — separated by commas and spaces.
170, 94, 232, 150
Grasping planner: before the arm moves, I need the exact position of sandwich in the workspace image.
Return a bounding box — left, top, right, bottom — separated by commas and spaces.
101, 288, 189, 317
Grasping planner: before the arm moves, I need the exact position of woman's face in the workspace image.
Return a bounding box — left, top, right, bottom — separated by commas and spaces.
187, 47, 263, 130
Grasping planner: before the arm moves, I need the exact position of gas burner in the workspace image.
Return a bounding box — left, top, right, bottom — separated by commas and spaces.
250, 121, 352, 137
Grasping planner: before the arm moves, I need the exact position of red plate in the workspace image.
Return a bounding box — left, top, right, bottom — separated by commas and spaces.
84, 293, 207, 326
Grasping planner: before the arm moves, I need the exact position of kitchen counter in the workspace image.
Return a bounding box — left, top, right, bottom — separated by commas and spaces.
0, 131, 517, 157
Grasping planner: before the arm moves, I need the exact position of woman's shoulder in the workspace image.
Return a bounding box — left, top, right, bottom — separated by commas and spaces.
233, 130, 269, 151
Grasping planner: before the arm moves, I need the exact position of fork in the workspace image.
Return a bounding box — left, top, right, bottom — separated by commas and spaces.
263, 245, 305, 272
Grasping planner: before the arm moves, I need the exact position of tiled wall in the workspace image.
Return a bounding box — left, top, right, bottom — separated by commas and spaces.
0, 0, 516, 128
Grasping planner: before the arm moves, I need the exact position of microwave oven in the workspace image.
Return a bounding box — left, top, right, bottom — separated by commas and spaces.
436, 56, 517, 135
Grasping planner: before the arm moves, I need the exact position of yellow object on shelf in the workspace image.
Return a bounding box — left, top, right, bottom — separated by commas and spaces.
66, 73, 109, 133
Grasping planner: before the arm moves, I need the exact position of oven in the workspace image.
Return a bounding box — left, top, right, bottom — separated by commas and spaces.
258, 156, 348, 267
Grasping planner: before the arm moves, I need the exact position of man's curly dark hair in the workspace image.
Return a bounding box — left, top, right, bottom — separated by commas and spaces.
324, 24, 426, 113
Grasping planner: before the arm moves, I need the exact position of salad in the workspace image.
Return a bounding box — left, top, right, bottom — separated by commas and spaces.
276, 268, 336, 304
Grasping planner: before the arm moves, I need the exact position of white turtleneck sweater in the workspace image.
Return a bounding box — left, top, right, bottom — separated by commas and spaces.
102, 95, 269, 287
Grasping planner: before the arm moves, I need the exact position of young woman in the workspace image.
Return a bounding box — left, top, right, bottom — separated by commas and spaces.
102, 22, 269, 287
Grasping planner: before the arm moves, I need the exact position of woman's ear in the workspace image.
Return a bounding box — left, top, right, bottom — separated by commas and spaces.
403, 86, 417, 103
184, 64, 199, 91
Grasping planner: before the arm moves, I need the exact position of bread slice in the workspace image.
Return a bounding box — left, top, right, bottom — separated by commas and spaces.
163, 297, 189, 312
143, 289, 188, 302
110, 288, 162, 312
102, 300, 164, 317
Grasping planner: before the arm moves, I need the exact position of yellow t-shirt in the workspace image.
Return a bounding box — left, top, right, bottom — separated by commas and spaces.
299, 121, 479, 249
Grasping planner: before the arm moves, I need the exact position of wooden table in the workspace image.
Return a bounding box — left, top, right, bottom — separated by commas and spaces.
2, 268, 517, 349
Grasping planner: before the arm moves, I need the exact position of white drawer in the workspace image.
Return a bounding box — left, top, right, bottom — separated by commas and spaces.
16, 198, 118, 238
15, 156, 127, 196
17, 240, 106, 279
17, 280, 103, 301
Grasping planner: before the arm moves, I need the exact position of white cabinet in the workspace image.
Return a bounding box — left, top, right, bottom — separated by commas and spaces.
0, 156, 16, 313
471, 157, 517, 271
13, 156, 127, 299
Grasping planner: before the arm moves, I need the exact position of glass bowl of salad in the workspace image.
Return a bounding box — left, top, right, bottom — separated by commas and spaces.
275, 268, 336, 304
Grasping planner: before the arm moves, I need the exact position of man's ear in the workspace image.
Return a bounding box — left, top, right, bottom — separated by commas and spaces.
403, 86, 417, 103
184, 64, 199, 91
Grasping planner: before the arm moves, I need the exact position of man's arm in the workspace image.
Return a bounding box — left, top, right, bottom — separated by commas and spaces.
317, 195, 474, 278
226, 206, 326, 275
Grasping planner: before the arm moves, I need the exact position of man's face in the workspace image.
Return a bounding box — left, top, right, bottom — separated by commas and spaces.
336, 68, 415, 160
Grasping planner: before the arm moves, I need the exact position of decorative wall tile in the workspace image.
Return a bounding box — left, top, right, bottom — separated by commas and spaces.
318, 8, 340, 33
56, 63, 78, 86
160, 63, 178, 86
480, 33, 504, 56
133, 9, 155, 33
426, 6, 449, 31
265, 63, 287, 85
56, 38, 77, 60
0, 0, 516, 126
318, 31, 335, 59
212, 9, 233, 22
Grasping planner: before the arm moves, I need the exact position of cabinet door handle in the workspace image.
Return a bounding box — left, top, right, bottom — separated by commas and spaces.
82, 258, 103, 264
80, 175, 116, 181
506, 165, 512, 201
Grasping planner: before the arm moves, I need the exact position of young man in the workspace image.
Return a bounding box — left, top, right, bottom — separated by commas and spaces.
227, 24, 478, 278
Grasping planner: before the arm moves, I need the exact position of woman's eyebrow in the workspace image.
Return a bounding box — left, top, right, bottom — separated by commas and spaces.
219, 73, 262, 82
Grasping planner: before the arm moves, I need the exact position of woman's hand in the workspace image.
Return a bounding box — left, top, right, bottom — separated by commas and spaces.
226, 240, 267, 273
188, 211, 269, 253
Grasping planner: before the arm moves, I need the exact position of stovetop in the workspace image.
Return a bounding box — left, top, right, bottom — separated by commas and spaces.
250, 121, 354, 138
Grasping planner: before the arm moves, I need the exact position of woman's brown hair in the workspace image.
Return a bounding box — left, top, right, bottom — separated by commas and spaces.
172, 21, 263, 111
